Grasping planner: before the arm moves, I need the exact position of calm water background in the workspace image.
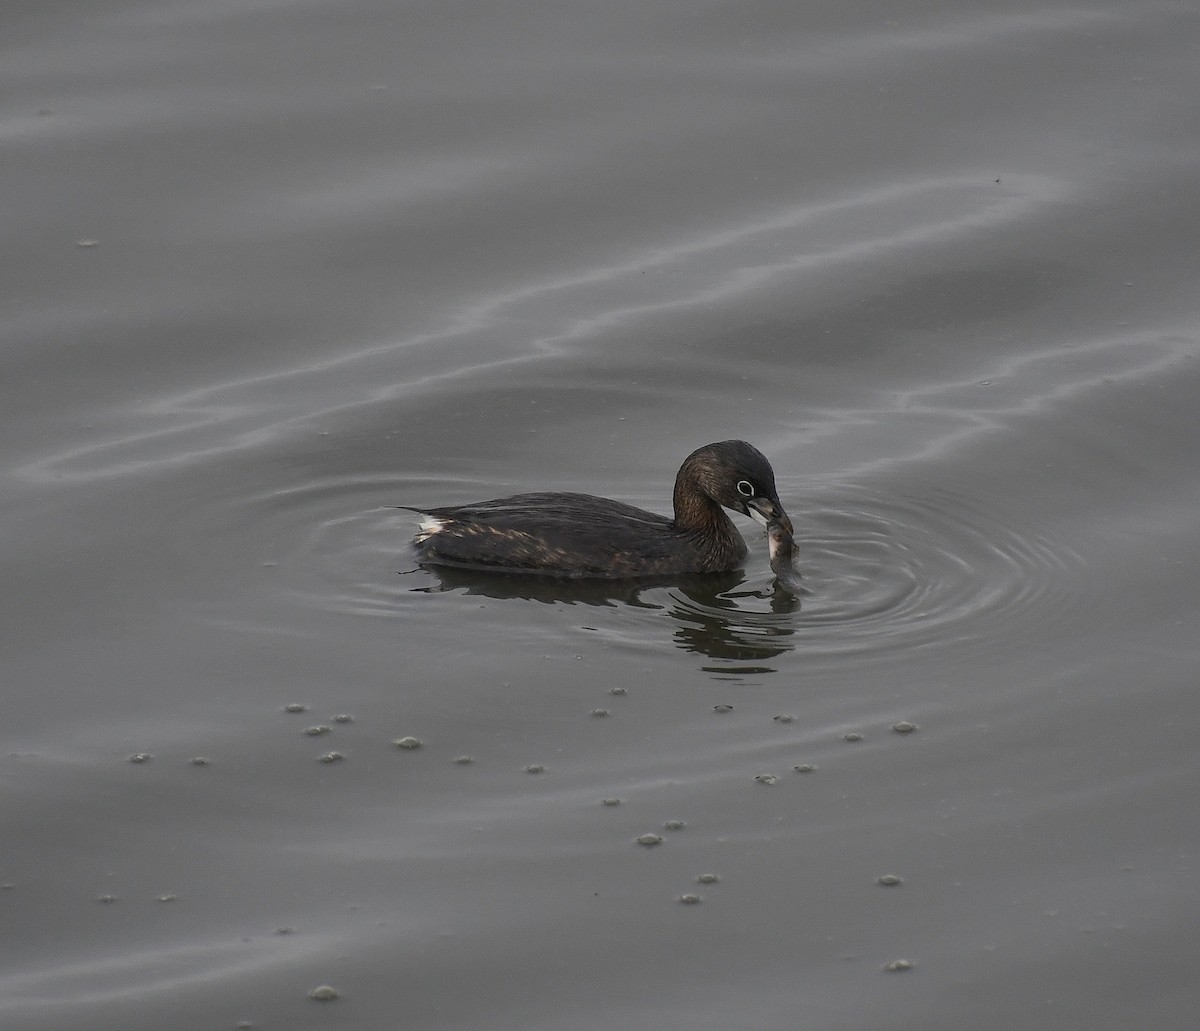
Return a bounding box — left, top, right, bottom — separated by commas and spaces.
4, 1, 1199, 1028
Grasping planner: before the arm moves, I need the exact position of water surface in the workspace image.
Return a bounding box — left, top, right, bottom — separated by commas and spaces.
3, 2, 1199, 1029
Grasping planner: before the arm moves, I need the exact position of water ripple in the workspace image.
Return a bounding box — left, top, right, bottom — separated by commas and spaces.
17, 172, 1069, 485
230, 474, 1089, 671
670, 480, 1089, 668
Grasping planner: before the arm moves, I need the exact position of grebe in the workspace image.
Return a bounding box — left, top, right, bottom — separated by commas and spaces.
404, 440, 791, 579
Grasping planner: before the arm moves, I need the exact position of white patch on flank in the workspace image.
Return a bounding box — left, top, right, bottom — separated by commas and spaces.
414, 515, 446, 542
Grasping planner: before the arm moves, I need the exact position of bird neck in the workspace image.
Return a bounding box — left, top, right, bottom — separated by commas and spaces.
672, 478, 739, 545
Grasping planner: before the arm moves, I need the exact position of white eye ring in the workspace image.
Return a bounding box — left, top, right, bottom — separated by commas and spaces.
736, 480, 755, 497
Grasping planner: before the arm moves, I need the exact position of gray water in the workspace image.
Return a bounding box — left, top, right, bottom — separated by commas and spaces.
4, 2, 1199, 1029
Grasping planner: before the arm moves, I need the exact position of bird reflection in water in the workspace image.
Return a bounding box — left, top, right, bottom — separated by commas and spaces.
404, 562, 804, 668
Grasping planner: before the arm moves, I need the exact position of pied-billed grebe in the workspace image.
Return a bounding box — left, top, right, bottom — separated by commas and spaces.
767, 519, 804, 595
404, 440, 791, 578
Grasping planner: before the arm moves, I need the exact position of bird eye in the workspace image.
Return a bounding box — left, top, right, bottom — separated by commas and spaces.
736, 480, 755, 497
